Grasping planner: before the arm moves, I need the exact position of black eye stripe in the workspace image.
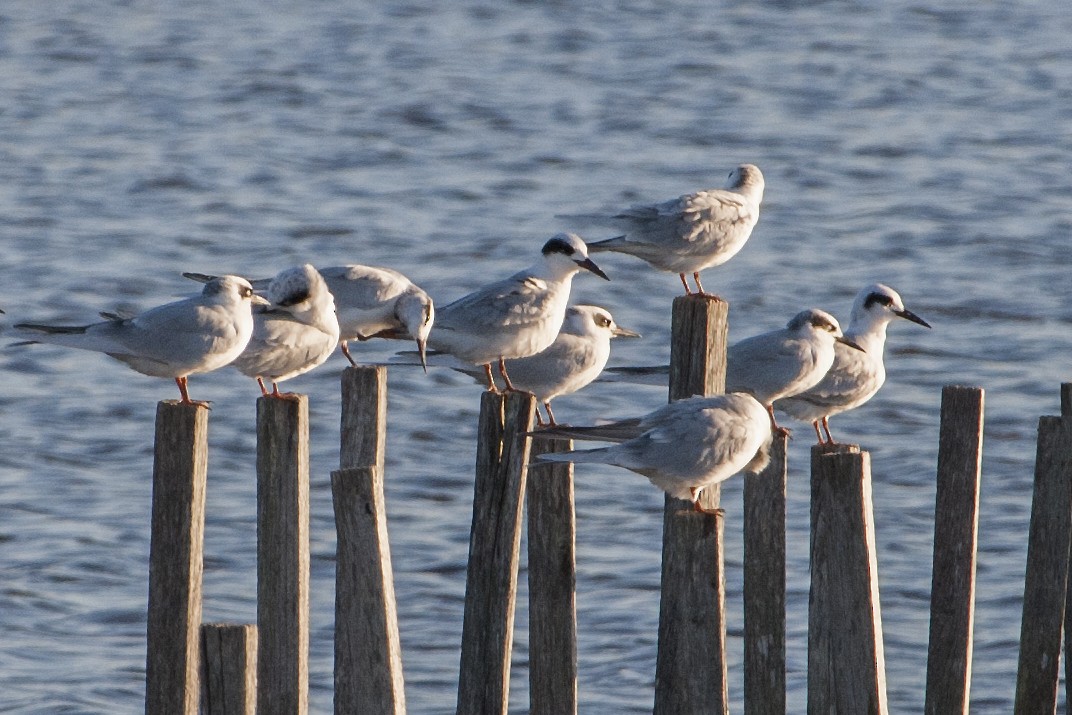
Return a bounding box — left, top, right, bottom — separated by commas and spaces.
864, 292, 894, 309
277, 289, 310, 307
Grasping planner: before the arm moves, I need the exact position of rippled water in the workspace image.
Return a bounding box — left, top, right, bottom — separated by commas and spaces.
1, 1, 1070, 712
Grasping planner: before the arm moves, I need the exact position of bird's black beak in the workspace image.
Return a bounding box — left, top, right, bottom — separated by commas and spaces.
896, 308, 931, 329
417, 337, 428, 374
575, 257, 610, 281
836, 336, 866, 352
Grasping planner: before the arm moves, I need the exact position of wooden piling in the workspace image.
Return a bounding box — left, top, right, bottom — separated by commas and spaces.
145, 401, 208, 715
456, 391, 535, 715
1014, 412, 1072, 712
527, 436, 578, 715
808, 445, 888, 715
925, 386, 984, 715
654, 294, 729, 715
257, 395, 310, 715
743, 432, 788, 715
201, 623, 257, 715
333, 365, 406, 714
341, 365, 387, 472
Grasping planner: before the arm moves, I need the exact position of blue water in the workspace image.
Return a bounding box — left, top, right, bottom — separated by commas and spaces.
1, 1, 1070, 712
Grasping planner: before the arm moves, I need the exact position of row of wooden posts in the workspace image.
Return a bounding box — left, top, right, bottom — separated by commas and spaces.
141, 295, 1072, 713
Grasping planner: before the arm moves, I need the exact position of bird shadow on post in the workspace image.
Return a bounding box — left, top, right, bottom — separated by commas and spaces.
655, 294, 729, 715
145, 401, 208, 715
456, 391, 535, 715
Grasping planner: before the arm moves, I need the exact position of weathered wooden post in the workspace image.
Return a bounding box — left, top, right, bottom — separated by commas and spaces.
145, 401, 208, 715
257, 395, 310, 715
1014, 393, 1072, 713
924, 386, 984, 714
456, 391, 535, 715
202, 623, 257, 715
743, 432, 788, 715
527, 435, 578, 715
332, 366, 406, 715
654, 294, 729, 715
808, 444, 888, 715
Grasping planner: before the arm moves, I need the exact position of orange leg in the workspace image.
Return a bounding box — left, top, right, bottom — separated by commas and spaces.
498, 357, 521, 392
693, 272, 706, 295
544, 402, 558, 427
256, 377, 270, 397
339, 341, 358, 367
820, 416, 836, 444
175, 376, 193, 404
678, 273, 692, 295
482, 363, 500, 392
812, 420, 825, 445
766, 404, 791, 437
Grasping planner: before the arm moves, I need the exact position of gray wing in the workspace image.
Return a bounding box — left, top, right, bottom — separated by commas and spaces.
617, 189, 755, 248
319, 265, 413, 310
726, 332, 814, 402
436, 275, 556, 333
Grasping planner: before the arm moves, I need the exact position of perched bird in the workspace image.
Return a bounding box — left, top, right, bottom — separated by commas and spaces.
726, 308, 863, 434
778, 284, 931, 444
428, 232, 609, 392
13, 275, 265, 404
585, 164, 764, 295
220, 264, 340, 397
448, 305, 639, 425
254, 265, 434, 370
533, 392, 773, 511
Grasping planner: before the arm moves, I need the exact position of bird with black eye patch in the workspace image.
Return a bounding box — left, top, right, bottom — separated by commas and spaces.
12, 275, 266, 405
725, 308, 864, 435
252, 264, 434, 371
427, 232, 610, 392
778, 284, 930, 444
584, 163, 764, 296
448, 305, 639, 425
188, 264, 340, 398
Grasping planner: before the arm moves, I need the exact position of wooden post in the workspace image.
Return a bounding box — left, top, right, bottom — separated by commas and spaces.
456, 391, 535, 715
527, 436, 578, 715
202, 623, 257, 715
332, 466, 406, 714
924, 386, 984, 715
1014, 411, 1072, 712
333, 365, 406, 714
655, 294, 729, 715
145, 401, 208, 715
1063, 383, 1072, 709
257, 395, 310, 715
743, 432, 788, 715
808, 445, 888, 715
341, 366, 387, 472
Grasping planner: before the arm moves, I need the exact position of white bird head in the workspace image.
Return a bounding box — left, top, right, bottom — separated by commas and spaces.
726, 163, 765, 199
565, 305, 640, 340
198, 274, 269, 306
850, 283, 931, 334
787, 308, 864, 352
395, 290, 435, 372
538, 233, 610, 282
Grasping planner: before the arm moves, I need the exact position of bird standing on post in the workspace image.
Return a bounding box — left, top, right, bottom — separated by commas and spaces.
12, 275, 265, 405
726, 308, 864, 435
427, 232, 609, 392
585, 163, 764, 296
778, 284, 931, 444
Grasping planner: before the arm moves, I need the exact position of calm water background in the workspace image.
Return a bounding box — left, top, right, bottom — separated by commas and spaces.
0, 1, 1070, 712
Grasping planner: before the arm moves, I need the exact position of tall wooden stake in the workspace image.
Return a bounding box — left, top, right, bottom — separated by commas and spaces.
654, 294, 729, 715
145, 401, 208, 715
456, 392, 535, 715
925, 386, 984, 714
201, 623, 257, 715
257, 395, 310, 715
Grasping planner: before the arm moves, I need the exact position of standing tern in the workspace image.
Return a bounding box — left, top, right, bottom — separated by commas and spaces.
13, 275, 266, 405
533, 392, 773, 511
220, 264, 340, 397
428, 232, 609, 392
449, 305, 639, 425
726, 308, 864, 434
779, 284, 930, 444
585, 164, 764, 295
